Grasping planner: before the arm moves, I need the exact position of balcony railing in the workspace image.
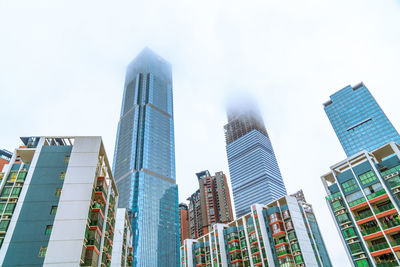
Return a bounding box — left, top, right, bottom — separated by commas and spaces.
374, 203, 395, 214
381, 219, 400, 230
361, 227, 381, 236
368, 242, 389, 252
390, 239, 400, 247
355, 210, 373, 221
367, 189, 386, 200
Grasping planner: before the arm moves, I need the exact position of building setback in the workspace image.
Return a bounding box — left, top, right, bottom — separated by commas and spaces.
179, 203, 190, 246
323, 82, 400, 157
112, 48, 179, 266
322, 142, 400, 267
224, 101, 287, 217
0, 136, 132, 267
181, 195, 332, 267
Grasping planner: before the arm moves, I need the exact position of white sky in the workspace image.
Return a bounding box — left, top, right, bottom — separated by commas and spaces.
1, 0, 400, 265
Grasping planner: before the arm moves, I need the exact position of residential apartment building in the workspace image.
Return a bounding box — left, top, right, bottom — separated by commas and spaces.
224, 101, 287, 217
323, 82, 400, 157
0, 136, 132, 267
322, 142, 400, 267
180, 203, 190, 245
181, 195, 331, 267
111, 208, 133, 267
112, 47, 179, 266
188, 190, 203, 239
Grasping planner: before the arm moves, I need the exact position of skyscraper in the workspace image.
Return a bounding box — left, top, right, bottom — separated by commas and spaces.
113, 48, 179, 266
224, 99, 287, 217
323, 82, 400, 157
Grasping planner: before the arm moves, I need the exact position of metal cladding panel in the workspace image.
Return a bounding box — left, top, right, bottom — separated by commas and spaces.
44, 137, 100, 266
2, 145, 72, 266
286, 196, 319, 266
111, 209, 126, 267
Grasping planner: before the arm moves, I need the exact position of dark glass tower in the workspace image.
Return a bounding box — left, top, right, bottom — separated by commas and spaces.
324, 82, 400, 157
224, 100, 287, 217
113, 48, 179, 266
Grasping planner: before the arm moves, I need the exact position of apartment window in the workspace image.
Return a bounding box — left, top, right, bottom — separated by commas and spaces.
359, 171, 378, 185
64, 156, 70, 163
55, 188, 62, 197
45, 225, 53, 235
59, 172, 65, 180
38, 246, 47, 257
50, 206, 57, 215
342, 179, 358, 193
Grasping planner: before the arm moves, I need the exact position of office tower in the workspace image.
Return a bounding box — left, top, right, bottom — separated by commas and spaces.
321, 142, 400, 267
224, 100, 287, 217
111, 208, 133, 267
0, 136, 132, 267
197, 170, 233, 228
112, 48, 179, 266
179, 203, 189, 245
323, 82, 400, 157
180, 195, 332, 267
188, 190, 203, 238
0, 149, 12, 172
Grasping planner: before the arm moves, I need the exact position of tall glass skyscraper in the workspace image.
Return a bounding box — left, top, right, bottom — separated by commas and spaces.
113, 48, 179, 266
324, 82, 400, 157
224, 101, 287, 217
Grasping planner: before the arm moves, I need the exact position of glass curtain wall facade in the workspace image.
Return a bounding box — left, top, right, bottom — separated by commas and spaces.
224, 104, 287, 217
113, 48, 179, 266
323, 82, 400, 157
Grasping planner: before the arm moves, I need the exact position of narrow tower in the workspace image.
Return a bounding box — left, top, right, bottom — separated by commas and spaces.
113, 48, 179, 266
224, 98, 287, 217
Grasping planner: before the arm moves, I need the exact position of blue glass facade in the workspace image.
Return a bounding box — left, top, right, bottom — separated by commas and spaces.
113, 48, 179, 266
224, 108, 287, 218
324, 82, 400, 157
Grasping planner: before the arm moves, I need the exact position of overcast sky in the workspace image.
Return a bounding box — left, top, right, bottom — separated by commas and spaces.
1, 0, 400, 265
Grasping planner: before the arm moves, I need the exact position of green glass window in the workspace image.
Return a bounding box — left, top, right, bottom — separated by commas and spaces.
7, 172, 17, 182
342, 180, 358, 193
17, 171, 27, 181
1, 187, 12, 197
45, 225, 52, 235
349, 242, 362, 254
38, 246, 47, 257
11, 187, 21, 197
0, 220, 10, 231
332, 200, 344, 211
50, 206, 57, 215
356, 258, 369, 267
337, 213, 350, 224
359, 171, 378, 185
0, 202, 6, 213
5, 203, 15, 214
387, 176, 400, 188
342, 227, 356, 238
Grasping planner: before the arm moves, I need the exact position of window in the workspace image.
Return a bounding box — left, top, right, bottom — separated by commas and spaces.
38, 246, 47, 257
359, 171, 377, 185
349, 242, 362, 254
332, 200, 344, 211
337, 213, 349, 224
342, 179, 358, 193
59, 172, 65, 180
1, 187, 12, 197
50, 206, 57, 215
5, 203, 15, 214
64, 156, 70, 163
45, 225, 53, 235
11, 187, 21, 197
0, 202, 6, 213
55, 188, 62, 197
0, 220, 10, 231
356, 259, 369, 267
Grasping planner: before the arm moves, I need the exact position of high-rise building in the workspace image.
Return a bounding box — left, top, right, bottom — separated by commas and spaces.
197, 170, 233, 229
186, 171, 234, 240
188, 190, 203, 239
323, 82, 400, 157
0, 136, 132, 266
322, 141, 400, 267
111, 208, 134, 267
179, 203, 189, 246
224, 100, 287, 217
112, 48, 179, 266
180, 195, 332, 267
0, 149, 12, 172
